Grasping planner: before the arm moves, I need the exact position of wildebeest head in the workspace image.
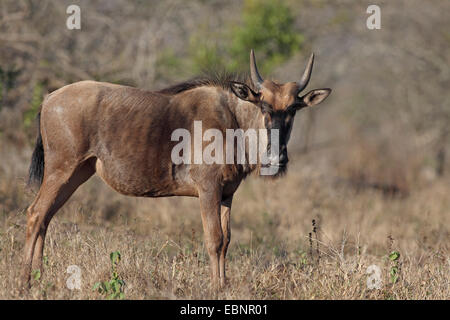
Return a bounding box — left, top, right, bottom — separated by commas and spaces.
230, 50, 331, 176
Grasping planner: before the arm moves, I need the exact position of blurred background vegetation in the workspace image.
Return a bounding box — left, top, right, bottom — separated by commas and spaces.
0, 0, 449, 209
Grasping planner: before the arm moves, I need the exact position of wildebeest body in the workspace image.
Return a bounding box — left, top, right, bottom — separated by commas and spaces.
23, 51, 331, 289
41, 81, 243, 199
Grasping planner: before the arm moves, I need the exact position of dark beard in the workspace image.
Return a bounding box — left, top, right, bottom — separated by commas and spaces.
259, 164, 288, 179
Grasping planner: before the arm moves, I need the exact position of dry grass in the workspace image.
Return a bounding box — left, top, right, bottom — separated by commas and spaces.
0, 141, 448, 300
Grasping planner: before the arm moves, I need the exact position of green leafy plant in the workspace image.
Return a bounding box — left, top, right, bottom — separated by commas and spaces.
388, 251, 401, 284
93, 251, 125, 299
31, 269, 41, 282
296, 250, 308, 268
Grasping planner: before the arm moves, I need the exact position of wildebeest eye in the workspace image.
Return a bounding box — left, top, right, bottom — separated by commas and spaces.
285, 104, 298, 115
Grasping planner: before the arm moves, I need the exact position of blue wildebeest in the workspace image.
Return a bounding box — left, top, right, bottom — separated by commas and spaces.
24, 50, 331, 289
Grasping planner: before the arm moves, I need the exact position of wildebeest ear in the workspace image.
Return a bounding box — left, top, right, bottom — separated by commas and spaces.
298, 88, 331, 108
230, 81, 260, 103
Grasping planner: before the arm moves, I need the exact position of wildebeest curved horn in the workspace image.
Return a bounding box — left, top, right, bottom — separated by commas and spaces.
298, 53, 314, 92
250, 49, 264, 90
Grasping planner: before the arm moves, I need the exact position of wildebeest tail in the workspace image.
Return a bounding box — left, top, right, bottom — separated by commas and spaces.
28, 111, 44, 187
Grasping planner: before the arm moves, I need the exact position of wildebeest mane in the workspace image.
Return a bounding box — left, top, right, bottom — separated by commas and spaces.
158, 70, 251, 95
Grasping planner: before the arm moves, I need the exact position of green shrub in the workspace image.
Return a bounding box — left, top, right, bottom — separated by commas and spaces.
23, 82, 43, 129
229, 0, 304, 73
188, 0, 303, 74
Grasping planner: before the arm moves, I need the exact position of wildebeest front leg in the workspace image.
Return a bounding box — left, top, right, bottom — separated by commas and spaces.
219, 196, 233, 287
198, 189, 223, 290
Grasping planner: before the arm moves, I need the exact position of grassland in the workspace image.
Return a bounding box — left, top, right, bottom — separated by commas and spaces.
0, 141, 448, 299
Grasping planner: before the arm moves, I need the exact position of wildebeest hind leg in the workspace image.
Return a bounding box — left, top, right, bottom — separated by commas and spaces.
23, 159, 95, 286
